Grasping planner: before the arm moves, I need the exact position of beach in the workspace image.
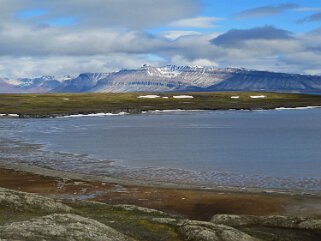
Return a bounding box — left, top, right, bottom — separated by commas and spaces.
0, 163, 321, 221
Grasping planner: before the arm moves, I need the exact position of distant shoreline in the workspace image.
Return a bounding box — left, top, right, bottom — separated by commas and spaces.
2, 105, 321, 118
1, 92, 321, 118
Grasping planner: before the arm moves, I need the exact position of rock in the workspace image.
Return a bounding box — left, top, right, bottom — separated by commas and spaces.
151, 217, 178, 225
211, 214, 321, 231
178, 220, 260, 241
210, 215, 261, 227
297, 219, 321, 231
0, 187, 72, 212
0, 213, 134, 241
113, 204, 166, 216
261, 215, 304, 229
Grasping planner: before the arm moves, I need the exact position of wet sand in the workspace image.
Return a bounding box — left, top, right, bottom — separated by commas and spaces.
1, 166, 321, 221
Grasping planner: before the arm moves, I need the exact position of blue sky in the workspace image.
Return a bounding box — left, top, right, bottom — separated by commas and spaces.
203, 0, 321, 32
1, 0, 321, 78
148, 0, 321, 34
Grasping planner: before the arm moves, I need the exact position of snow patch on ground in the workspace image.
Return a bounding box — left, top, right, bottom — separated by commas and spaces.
231, 96, 240, 99
142, 109, 204, 114
275, 106, 321, 110
250, 95, 266, 99
0, 114, 19, 117
59, 112, 128, 118
138, 95, 160, 99
173, 95, 194, 99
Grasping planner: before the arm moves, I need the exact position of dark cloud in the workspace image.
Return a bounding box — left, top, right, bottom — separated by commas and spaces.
298, 12, 321, 23
210, 26, 293, 47
236, 3, 298, 19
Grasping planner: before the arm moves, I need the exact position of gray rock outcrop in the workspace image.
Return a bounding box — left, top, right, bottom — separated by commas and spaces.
0, 187, 72, 212
113, 204, 167, 216
178, 220, 260, 241
211, 214, 321, 231
0, 213, 134, 241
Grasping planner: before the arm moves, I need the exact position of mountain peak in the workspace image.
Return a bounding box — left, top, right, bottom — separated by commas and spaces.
1, 66, 321, 93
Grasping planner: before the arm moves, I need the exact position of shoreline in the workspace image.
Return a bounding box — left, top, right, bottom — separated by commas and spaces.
1, 105, 321, 118
1, 162, 321, 221
0, 161, 320, 197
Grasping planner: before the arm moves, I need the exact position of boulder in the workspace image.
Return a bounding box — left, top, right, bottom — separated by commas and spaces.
211, 214, 321, 231
0, 213, 134, 241
0, 187, 72, 212
178, 220, 260, 241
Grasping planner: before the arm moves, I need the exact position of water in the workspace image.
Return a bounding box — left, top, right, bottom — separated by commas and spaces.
1, 109, 321, 191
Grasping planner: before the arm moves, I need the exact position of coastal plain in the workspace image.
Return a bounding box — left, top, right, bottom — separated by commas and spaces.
1, 92, 321, 117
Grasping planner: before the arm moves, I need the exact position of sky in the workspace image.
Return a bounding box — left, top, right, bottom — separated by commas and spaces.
1, 0, 321, 78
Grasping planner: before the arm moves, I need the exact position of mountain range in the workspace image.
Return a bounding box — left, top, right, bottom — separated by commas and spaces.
1, 65, 321, 93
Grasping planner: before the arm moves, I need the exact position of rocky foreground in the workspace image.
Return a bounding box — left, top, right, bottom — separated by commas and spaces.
0, 187, 320, 241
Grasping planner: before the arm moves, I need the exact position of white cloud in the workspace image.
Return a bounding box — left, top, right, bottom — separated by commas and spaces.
0, 54, 164, 78
0, 24, 169, 56
295, 7, 321, 12
1, 0, 321, 78
168, 16, 222, 28
236, 3, 298, 19
171, 55, 218, 67
160, 30, 201, 40
304, 69, 321, 75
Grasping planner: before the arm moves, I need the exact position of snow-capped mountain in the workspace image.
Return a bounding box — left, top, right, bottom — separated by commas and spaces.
0, 78, 19, 93
88, 65, 238, 92
52, 73, 110, 92
1, 76, 61, 93
1, 65, 321, 93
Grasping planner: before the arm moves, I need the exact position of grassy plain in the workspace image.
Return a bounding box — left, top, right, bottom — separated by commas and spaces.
0, 92, 321, 117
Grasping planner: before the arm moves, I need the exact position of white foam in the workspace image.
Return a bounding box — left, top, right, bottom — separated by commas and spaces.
230, 96, 240, 99
59, 112, 128, 118
0, 113, 20, 117
173, 95, 194, 99
138, 95, 160, 99
250, 95, 266, 99
275, 106, 321, 110
8, 114, 19, 117
143, 109, 204, 114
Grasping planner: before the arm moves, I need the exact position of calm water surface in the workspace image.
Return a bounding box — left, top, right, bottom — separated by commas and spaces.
1, 109, 321, 191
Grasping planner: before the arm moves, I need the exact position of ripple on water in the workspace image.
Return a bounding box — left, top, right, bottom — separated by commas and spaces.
0, 137, 320, 193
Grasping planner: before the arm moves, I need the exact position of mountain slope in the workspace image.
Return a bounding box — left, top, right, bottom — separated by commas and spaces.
2, 65, 321, 93
1, 76, 61, 93
94, 65, 238, 92
209, 70, 321, 92
53, 73, 109, 92
0, 78, 21, 93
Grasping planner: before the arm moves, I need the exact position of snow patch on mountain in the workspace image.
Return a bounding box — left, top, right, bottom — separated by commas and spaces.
1, 65, 321, 93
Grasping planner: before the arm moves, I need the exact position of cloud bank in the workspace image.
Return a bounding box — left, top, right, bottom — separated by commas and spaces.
1, 0, 321, 78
